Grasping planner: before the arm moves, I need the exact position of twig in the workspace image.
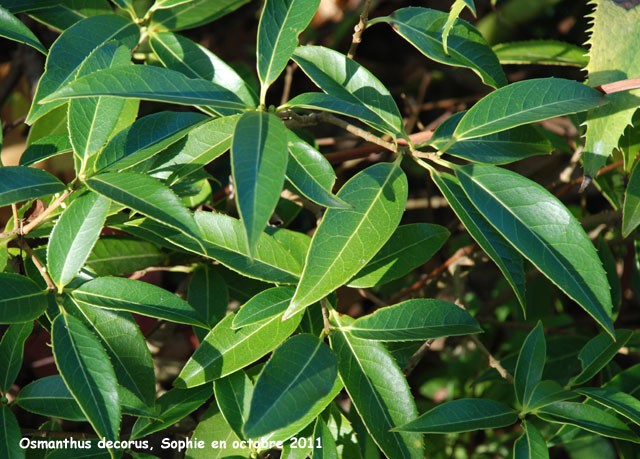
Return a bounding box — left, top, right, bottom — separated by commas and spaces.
469, 334, 514, 383
597, 78, 640, 95
145, 319, 166, 339
347, 0, 372, 59
554, 159, 624, 198
19, 239, 55, 291
404, 73, 432, 134
403, 339, 435, 376
11, 204, 19, 233
357, 288, 387, 308
280, 63, 297, 106
319, 112, 397, 152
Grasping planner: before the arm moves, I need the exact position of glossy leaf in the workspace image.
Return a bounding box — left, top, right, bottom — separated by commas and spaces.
150, 0, 251, 31
431, 170, 527, 310
28, 0, 113, 32
452, 78, 606, 140
623, 161, 640, 237
313, 417, 338, 459
0, 321, 33, 393
52, 313, 120, 441
347, 299, 481, 341
289, 46, 405, 138
47, 191, 109, 291
214, 370, 253, 439
329, 314, 423, 459
16, 375, 86, 421
0, 5, 47, 54
72, 277, 207, 328
188, 265, 228, 328
86, 236, 165, 276
513, 421, 549, 459
26, 14, 139, 124
244, 334, 337, 438
348, 223, 449, 288
395, 398, 518, 433
257, 0, 320, 100
0, 166, 65, 207
2, 0, 60, 13
369, 7, 506, 89
19, 134, 72, 166
175, 309, 302, 388
514, 322, 546, 407
0, 273, 48, 323
493, 40, 588, 67
231, 111, 288, 255
524, 380, 578, 413
571, 329, 633, 386
233, 286, 295, 329
187, 403, 250, 459
578, 387, 640, 426
285, 161, 408, 319
0, 405, 22, 459
455, 164, 614, 336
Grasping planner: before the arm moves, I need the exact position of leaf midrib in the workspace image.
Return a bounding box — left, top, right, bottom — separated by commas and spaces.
260, 0, 296, 85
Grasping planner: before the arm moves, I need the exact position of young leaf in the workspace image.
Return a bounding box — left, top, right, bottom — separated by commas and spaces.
243, 334, 337, 438
231, 111, 288, 255
0, 405, 22, 459
348, 223, 449, 288
524, 380, 578, 413
455, 164, 614, 336
623, 161, 640, 237
347, 299, 481, 341
0, 273, 48, 323
288, 46, 405, 138
394, 398, 518, 433
285, 161, 408, 319
0, 166, 65, 207
233, 286, 295, 329
257, 0, 321, 102
570, 329, 633, 386
0, 5, 47, 54
47, 191, 110, 291
52, 313, 120, 441
188, 265, 228, 329
19, 134, 72, 166
493, 40, 588, 67
514, 322, 546, 407
513, 421, 549, 459
452, 78, 606, 141
86, 236, 165, 276
26, 14, 139, 124
313, 417, 338, 459
329, 314, 423, 459
0, 321, 33, 393
214, 370, 253, 439
578, 387, 640, 427
150, 0, 251, 31
176, 310, 302, 388
369, 7, 506, 89
15, 375, 87, 421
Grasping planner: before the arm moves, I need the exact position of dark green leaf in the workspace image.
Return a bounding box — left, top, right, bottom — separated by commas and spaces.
15, 375, 87, 421
2, 0, 60, 13
579, 387, 640, 426
214, 370, 252, 439
514, 322, 546, 407
623, 161, 640, 237
150, 0, 251, 31
0, 273, 48, 323
285, 161, 408, 319
493, 40, 588, 67
0, 166, 65, 207
233, 286, 295, 329
86, 236, 165, 276
231, 111, 288, 255
0, 321, 33, 393
188, 265, 228, 328
348, 223, 449, 288
19, 134, 72, 166
571, 329, 633, 386
369, 7, 506, 88
598, 237, 621, 311
29, 1, 112, 33
0, 5, 47, 54
524, 380, 578, 413
313, 417, 338, 459
513, 421, 549, 459
0, 405, 22, 459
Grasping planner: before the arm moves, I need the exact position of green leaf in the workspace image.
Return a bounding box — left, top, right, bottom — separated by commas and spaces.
42, 65, 249, 115
0, 321, 33, 393
15, 375, 87, 421
150, 0, 251, 31
395, 398, 518, 433
0, 5, 46, 54
312, 417, 338, 459
214, 370, 253, 439
537, 401, 639, 442
286, 131, 349, 209
231, 111, 289, 255
579, 387, 640, 427
623, 161, 640, 237
26, 14, 139, 124
175, 309, 302, 388
429, 111, 552, 165
571, 329, 633, 386
243, 334, 337, 438
0, 273, 48, 323
442, 0, 477, 56
493, 40, 588, 67
257, 0, 320, 102
329, 313, 423, 459
130, 385, 213, 439
348, 223, 449, 288
86, 171, 199, 237
29, 0, 113, 32
233, 286, 295, 329
347, 299, 481, 341
513, 421, 549, 459
524, 380, 578, 413
86, 236, 164, 276
514, 322, 546, 407
430, 170, 527, 310
47, 191, 109, 291
285, 161, 408, 319
369, 7, 506, 89
19, 134, 72, 166
288, 46, 405, 138
186, 403, 250, 459
0, 405, 22, 459
451, 78, 606, 141
52, 313, 120, 441
26, 103, 68, 146
455, 164, 614, 336
188, 265, 228, 328
0, 166, 65, 207
2, 0, 60, 13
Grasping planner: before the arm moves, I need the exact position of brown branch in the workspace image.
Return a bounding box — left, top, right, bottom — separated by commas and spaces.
19, 239, 55, 291
347, 0, 372, 59
554, 159, 624, 198
357, 288, 387, 308
403, 339, 435, 376
597, 78, 640, 95
280, 63, 297, 106
469, 334, 514, 383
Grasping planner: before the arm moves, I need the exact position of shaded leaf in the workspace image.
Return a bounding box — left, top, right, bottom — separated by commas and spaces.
188, 265, 228, 328
186, 403, 250, 459
623, 161, 640, 237
0, 5, 47, 54
513, 421, 549, 459
0, 321, 33, 393
0, 273, 48, 323
0, 405, 22, 459
579, 387, 640, 427
16, 375, 87, 421
150, 0, 251, 31
571, 329, 633, 386
29, 0, 113, 32
0, 166, 65, 207
525, 381, 579, 413
514, 322, 546, 407
86, 236, 165, 276
214, 370, 252, 439
233, 286, 295, 329
312, 417, 338, 459
19, 134, 72, 166
493, 40, 588, 67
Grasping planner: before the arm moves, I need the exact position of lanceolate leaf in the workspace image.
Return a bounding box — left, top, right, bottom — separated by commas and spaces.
623, 161, 640, 237
231, 111, 289, 255
0, 405, 22, 459
329, 314, 423, 459
0, 321, 33, 393
214, 370, 253, 440
514, 322, 546, 407
285, 161, 408, 319
395, 398, 518, 433
0, 166, 65, 207
513, 421, 549, 459
233, 286, 295, 329
524, 380, 578, 413
0, 273, 48, 324
52, 313, 120, 441
86, 236, 165, 276
455, 164, 614, 336
243, 334, 337, 438
2, 0, 60, 13
16, 375, 87, 421
369, 7, 506, 89
347, 299, 481, 341
187, 404, 250, 458
72, 277, 208, 328
452, 78, 606, 141
19, 134, 72, 166
47, 191, 110, 291
150, 0, 251, 31
289, 46, 405, 138
313, 417, 338, 459
28, 1, 113, 32
188, 265, 228, 328
570, 329, 633, 386
578, 387, 640, 426
257, 0, 320, 101
0, 5, 47, 54
493, 40, 588, 67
